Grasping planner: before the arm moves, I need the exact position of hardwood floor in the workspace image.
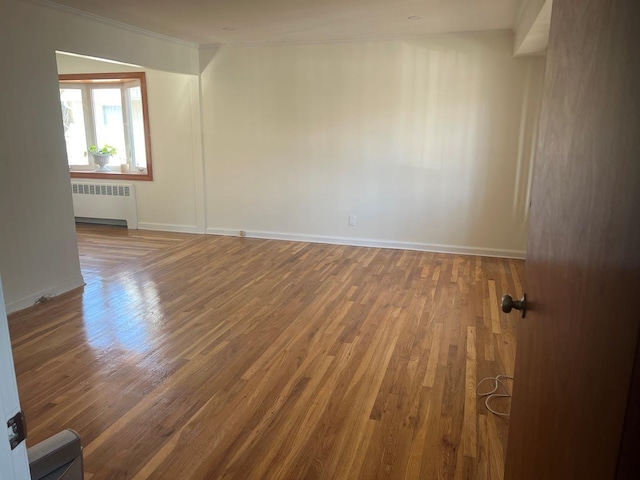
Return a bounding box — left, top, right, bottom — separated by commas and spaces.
75, 223, 193, 281
8, 225, 522, 479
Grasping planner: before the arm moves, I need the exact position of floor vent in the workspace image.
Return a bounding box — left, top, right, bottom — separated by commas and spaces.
71, 182, 138, 229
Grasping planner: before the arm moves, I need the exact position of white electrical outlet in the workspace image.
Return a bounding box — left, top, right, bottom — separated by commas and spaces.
348, 215, 357, 226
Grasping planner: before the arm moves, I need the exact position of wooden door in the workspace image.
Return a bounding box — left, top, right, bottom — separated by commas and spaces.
504, 0, 640, 478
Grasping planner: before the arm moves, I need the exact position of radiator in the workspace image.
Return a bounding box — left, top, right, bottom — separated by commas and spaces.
71, 182, 138, 229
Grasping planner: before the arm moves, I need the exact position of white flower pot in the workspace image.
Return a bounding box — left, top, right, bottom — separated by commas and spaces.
92, 154, 112, 172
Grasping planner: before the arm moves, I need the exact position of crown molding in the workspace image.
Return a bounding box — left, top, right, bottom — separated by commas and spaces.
198, 28, 514, 49
25, 0, 198, 48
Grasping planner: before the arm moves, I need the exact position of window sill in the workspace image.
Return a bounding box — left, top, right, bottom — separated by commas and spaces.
70, 170, 153, 182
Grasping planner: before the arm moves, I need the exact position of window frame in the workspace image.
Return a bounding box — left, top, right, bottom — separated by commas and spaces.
59, 72, 153, 181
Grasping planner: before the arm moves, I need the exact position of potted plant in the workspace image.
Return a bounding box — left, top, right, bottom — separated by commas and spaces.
86, 145, 117, 172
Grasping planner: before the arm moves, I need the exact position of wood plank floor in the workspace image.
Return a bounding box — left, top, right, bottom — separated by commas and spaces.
76, 223, 192, 282
8, 225, 523, 479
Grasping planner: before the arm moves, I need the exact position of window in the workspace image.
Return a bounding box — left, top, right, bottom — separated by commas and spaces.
59, 72, 153, 181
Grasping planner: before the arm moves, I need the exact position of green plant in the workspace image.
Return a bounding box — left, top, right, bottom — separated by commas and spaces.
87, 144, 117, 156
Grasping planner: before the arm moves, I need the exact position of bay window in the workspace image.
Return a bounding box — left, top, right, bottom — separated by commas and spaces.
59, 72, 153, 180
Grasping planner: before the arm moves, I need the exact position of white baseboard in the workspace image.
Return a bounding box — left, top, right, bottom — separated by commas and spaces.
5, 274, 85, 315
205, 228, 526, 259
137, 223, 204, 234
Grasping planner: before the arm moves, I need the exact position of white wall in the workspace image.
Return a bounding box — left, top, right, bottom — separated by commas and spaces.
0, 0, 199, 313
202, 32, 545, 257
56, 54, 204, 233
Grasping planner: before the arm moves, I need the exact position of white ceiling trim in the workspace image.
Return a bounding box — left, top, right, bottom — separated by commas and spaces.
26, 0, 198, 48
513, 0, 551, 55
197, 28, 513, 49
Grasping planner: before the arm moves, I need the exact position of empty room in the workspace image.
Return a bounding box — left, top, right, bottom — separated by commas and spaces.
1, 0, 638, 479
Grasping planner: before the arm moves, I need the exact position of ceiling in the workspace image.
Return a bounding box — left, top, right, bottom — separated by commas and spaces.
46, 0, 522, 45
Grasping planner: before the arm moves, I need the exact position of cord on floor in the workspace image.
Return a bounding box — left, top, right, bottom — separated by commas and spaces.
477, 374, 513, 417
34, 294, 56, 305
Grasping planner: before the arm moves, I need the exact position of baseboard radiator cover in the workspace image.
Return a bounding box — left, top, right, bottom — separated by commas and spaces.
71, 182, 138, 229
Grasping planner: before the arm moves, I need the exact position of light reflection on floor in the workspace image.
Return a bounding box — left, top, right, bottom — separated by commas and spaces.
80, 270, 162, 354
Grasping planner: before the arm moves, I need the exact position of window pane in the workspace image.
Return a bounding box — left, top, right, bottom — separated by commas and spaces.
92, 88, 126, 165
60, 72, 153, 179
60, 88, 89, 165
127, 86, 147, 169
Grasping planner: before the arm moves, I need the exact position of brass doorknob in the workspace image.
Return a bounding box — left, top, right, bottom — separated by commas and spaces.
501, 293, 527, 318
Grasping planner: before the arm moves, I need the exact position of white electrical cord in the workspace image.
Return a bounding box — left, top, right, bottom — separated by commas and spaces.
476, 375, 513, 417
